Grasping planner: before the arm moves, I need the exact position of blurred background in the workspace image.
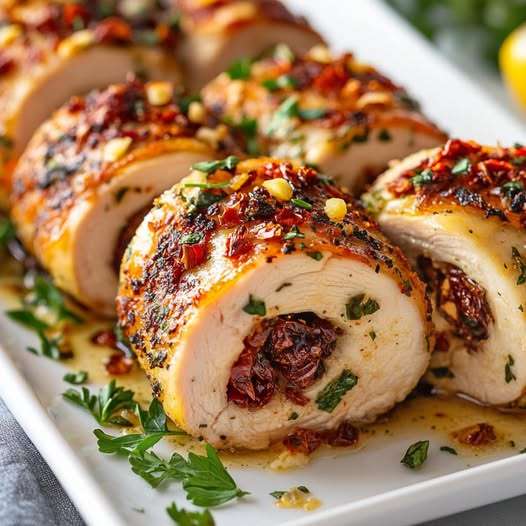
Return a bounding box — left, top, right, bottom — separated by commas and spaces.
385, 0, 526, 120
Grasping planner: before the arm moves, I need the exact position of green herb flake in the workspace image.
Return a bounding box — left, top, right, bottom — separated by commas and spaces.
369, 330, 376, 341
262, 74, 297, 91
378, 129, 392, 142
401, 440, 429, 469
430, 367, 455, 379
345, 294, 380, 320
242, 295, 266, 316
180, 232, 204, 245
270, 490, 286, 499
298, 107, 327, 120
306, 251, 323, 261
192, 156, 239, 174
291, 198, 313, 210
283, 225, 305, 240
183, 181, 230, 190
167, 503, 215, 526
511, 247, 526, 285
94, 429, 166, 456
440, 446, 458, 455
288, 411, 299, 420
411, 169, 433, 187
29, 275, 82, 323
501, 180, 524, 197
63, 370, 88, 385
0, 217, 15, 247
451, 157, 471, 175
234, 116, 260, 155
226, 58, 252, 80
315, 369, 358, 413
505, 354, 517, 383
6, 309, 49, 332
179, 94, 201, 114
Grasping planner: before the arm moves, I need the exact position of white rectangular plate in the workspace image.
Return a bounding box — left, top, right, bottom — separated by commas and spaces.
1, 1, 526, 525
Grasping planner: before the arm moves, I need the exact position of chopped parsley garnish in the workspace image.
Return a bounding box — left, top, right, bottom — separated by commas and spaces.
451, 157, 471, 175
306, 251, 323, 261
62, 380, 136, 426
401, 440, 429, 469
270, 490, 286, 499
135, 398, 173, 434
345, 294, 380, 320
167, 503, 215, 526
242, 295, 266, 316
27, 332, 62, 360
288, 411, 299, 420
298, 107, 327, 120
291, 198, 313, 210
378, 129, 392, 142
95, 430, 167, 456
233, 116, 260, 155
505, 354, 517, 383
283, 226, 305, 240
179, 94, 201, 114
262, 74, 297, 91
180, 232, 204, 245
361, 190, 386, 216
0, 217, 15, 247
63, 371, 88, 385
315, 369, 358, 413
6, 309, 49, 332
411, 169, 433, 187
511, 247, 526, 285
440, 446, 458, 455
183, 182, 230, 190
430, 367, 454, 379
501, 180, 524, 197
131, 444, 249, 506
226, 58, 252, 80
192, 156, 239, 174
266, 96, 299, 136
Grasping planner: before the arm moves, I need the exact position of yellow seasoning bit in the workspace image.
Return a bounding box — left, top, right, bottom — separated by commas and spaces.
57, 29, 95, 58
230, 172, 249, 191
274, 487, 321, 512
188, 101, 206, 123
103, 137, 133, 163
0, 24, 21, 48
324, 197, 347, 222
146, 81, 173, 106
262, 178, 293, 201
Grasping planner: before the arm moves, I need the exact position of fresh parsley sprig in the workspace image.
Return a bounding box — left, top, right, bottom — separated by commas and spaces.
63, 380, 136, 426
130, 449, 188, 488
167, 502, 215, 526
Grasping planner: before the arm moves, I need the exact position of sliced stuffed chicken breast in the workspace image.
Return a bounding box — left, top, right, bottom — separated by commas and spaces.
117, 157, 432, 449
0, 0, 181, 207
10, 78, 229, 316
368, 139, 526, 407
201, 45, 447, 193
175, 0, 323, 91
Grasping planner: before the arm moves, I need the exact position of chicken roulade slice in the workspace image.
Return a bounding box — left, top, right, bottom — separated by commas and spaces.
10, 78, 226, 317
0, 0, 181, 207
117, 157, 432, 449
368, 138, 526, 407
175, 0, 323, 91
201, 45, 447, 193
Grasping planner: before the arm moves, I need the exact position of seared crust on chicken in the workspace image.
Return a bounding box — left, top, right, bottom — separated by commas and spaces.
0, 0, 181, 206
10, 78, 222, 316
175, 0, 323, 91
369, 139, 526, 406
117, 158, 431, 449
201, 46, 446, 192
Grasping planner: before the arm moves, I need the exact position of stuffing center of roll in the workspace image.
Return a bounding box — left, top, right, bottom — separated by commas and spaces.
117, 157, 431, 449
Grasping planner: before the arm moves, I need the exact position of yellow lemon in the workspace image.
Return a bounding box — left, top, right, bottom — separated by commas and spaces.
500, 24, 526, 109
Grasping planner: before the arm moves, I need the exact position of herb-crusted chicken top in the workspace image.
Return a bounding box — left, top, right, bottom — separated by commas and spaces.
386, 139, 526, 228
117, 157, 430, 373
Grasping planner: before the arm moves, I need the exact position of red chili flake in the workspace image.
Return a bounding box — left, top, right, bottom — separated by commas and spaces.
453, 423, 496, 446
225, 225, 252, 258
274, 207, 304, 226
325, 421, 360, 447
181, 241, 208, 270
105, 352, 134, 375
313, 62, 349, 95
283, 428, 322, 455
91, 329, 118, 349
442, 139, 481, 159
93, 18, 132, 44
0, 54, 15, 76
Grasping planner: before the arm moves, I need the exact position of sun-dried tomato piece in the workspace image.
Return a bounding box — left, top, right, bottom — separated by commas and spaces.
105, 352, 134, 375
325, 421, 360, 447
283, 428, 322, 454
453, 422, 496, 446
93, 17, 132, 44
225, 225, 252, 258
91, 329, 118, 349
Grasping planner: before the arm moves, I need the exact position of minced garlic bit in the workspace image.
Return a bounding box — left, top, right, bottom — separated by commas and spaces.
356, 92, 392, 110
274, 487, 321, 512
263, 178, 293, 201
146, 81, 173, 106
307, 44, 333, 64
325, 197, 347, 222
57, 29, 95, 58
0, 24, 21, 48
188, 101, 206, 124
103, 136, 133, 162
